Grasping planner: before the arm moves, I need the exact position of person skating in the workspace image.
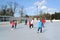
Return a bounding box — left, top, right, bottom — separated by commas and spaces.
30, 19, 34, 28
11, 20, 15, 30
37, 18, 43, 33
14, 20, 17, 29
28, 20, 31, 28
42, 18, 46, 28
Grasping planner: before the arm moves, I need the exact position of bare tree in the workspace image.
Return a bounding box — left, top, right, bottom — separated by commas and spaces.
13, 2, 18, 13
0, 5, 7, 16
7, 2, 18, 16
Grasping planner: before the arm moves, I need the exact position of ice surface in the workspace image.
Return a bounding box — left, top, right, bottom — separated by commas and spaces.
0, 21, 60, 40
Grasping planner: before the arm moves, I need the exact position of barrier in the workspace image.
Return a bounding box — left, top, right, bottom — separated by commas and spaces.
0, 22, 10, 25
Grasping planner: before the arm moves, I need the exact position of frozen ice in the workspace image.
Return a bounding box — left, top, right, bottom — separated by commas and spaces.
0, 21, 60, 40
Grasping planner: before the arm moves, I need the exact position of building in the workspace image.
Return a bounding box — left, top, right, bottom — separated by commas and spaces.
0, 16, 12, 22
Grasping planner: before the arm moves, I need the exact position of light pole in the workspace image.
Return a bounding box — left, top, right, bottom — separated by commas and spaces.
37, 5, 38, 16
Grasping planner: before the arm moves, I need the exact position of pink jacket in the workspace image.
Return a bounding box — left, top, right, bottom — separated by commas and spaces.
11, 22, 15, 26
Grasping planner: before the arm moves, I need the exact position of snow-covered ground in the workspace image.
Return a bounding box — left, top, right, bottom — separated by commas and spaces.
0, 21, 60, 40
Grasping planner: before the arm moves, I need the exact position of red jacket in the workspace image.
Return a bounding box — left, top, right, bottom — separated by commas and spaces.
42, 19, 46, 24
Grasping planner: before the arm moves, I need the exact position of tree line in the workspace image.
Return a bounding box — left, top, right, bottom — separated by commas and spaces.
0, 2, 27, 17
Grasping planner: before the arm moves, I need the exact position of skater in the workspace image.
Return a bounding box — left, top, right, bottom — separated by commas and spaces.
11, 20, 15, 30
42, 18, 46, 28
37, 18, 43, 33
30, 18, 34, 28
14, 20, 17, 29
28, 20, 31, 28
25, 18, 27, 25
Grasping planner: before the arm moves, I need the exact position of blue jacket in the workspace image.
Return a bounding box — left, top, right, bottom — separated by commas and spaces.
38, 20, 42, 28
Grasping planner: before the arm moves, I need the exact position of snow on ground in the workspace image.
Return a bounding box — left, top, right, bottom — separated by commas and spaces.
0, 21, 60, 40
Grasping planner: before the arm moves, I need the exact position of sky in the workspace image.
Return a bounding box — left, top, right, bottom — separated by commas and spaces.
0, 0, 60, 17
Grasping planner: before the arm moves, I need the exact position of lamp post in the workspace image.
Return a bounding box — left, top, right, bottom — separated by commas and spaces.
37, 5, 38, 16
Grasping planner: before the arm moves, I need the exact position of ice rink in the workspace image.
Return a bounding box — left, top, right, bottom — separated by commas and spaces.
0, 20, 60, 40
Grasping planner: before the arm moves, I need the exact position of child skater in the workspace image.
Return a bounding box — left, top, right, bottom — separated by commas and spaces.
37, 18, 43, 33
11, 20, 15, 30
28, 20, 31, 28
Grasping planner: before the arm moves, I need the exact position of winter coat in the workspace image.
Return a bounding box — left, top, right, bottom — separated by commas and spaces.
38, 20, 42, 28
11, 21, 15, 26
42, 19, 46, 24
